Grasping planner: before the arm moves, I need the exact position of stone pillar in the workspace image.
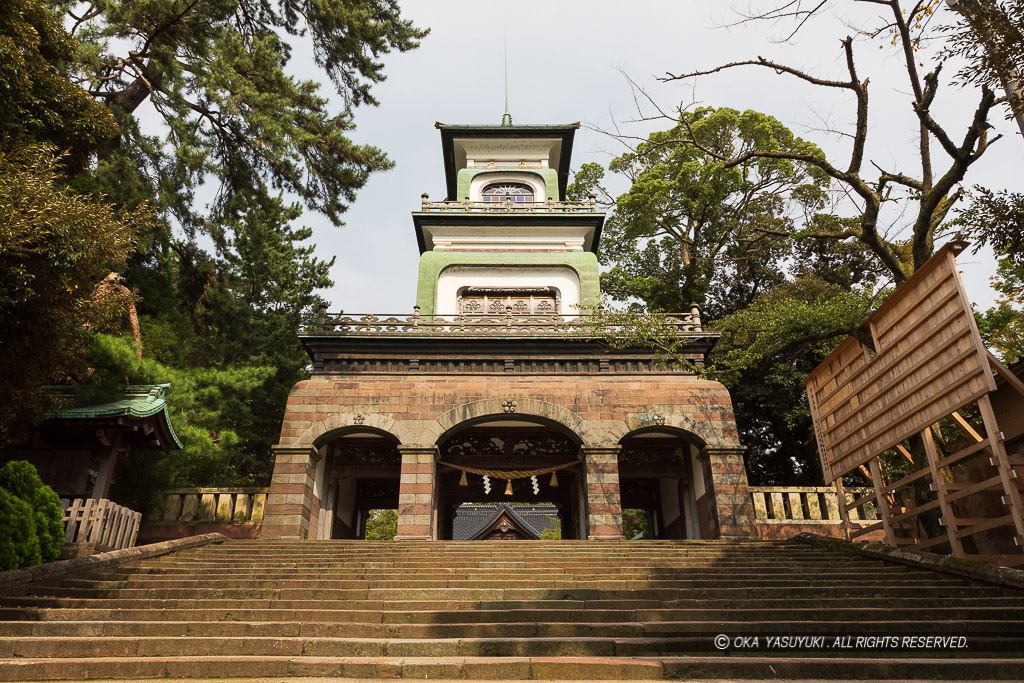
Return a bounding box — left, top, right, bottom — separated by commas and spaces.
396, 446, 437, 540
582, 446, 624, 540
262, 445, 321, 539
701, 447, 756, 539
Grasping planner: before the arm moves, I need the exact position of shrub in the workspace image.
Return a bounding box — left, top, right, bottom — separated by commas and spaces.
0, 460, 63, 570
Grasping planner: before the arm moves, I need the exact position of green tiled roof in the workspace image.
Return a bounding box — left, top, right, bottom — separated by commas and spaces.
47, 384, 183, 448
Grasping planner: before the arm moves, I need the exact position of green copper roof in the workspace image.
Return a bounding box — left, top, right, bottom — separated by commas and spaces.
47, 384, 183, 449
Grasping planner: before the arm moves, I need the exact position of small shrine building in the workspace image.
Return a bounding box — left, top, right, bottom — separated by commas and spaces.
262, 117, 756, 541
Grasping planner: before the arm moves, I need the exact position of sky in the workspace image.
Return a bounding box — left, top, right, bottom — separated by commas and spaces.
297, 1, 1023, 315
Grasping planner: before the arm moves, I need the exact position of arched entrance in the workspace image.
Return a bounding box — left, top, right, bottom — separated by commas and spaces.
434, 417, 586, 540
618, 429, 706, 539
316, 428, 401, 539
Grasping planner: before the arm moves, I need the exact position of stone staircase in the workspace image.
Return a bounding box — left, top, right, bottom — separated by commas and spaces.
1, 539, 1023, 680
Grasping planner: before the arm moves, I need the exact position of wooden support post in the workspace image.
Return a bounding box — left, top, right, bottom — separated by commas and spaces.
921, 426, 965, 557
978, 394, 1024, 548
91, 431, 122, 501
834, 479, 852, 541
869, 458, 897, 546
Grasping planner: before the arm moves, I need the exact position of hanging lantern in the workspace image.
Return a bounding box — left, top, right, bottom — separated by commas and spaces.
549, 471, 558, 487
458, 471, 468, 487
504, 479, 513, 495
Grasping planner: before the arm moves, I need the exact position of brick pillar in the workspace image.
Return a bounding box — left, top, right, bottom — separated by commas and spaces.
702, 447, 756, 539
263, 445, 321, 539
396, 446, 437, 540
582, 446, 624, 540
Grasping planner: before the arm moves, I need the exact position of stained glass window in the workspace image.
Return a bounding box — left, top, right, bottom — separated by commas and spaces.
482, 182, 534, 203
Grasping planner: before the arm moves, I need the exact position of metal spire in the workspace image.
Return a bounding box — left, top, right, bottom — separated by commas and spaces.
502, 29, 512, 127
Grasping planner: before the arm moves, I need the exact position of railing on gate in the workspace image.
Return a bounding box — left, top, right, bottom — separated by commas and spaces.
61, 498, 142, 551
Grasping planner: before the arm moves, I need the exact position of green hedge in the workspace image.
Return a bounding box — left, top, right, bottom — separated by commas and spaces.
0, 461, 63, 570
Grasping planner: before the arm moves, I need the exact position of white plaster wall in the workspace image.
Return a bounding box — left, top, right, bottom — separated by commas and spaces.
690, 443, 706, 500
336, 477, 358, 529
435, 266, 581, 315
659, 476, 682, 530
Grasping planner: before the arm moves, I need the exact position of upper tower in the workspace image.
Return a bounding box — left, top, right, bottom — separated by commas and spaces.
412, 121, 605, 316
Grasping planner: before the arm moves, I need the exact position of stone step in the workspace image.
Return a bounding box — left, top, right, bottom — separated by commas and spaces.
0, 654, 1021, 680
87, 563, 913, 577
54, 575, 968, 591
3, 635, 1024, 659
25, 584, 1003, 601
3, 538, 1021, 681
3, 618, 1024, 639
4, 605, 1024, 624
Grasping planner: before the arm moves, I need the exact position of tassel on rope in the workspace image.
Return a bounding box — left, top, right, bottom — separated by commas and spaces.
458, 471, 468, 487
549, 471, 558, 487
531, 475, 539, 495
483, 475, 491, 494
504, 479, 513, 495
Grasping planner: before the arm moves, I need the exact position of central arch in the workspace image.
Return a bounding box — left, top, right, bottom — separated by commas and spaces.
433, 411, 587, 540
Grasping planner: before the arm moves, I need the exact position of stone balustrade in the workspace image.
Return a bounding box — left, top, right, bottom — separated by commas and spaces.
160, 488, 268, 524
750, 486, 884, 541
313, 311, 706, 336
419, 197, 598, 213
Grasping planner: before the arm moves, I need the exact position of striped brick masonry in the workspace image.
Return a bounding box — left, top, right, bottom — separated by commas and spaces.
262, 446, 320, 539
396, 446, 438, 540
268, 373, 751, 540
583, 446, 624, 540
702, 447, 756, 538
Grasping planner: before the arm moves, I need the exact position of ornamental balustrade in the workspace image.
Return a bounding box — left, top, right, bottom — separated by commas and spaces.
750, 486, 878, 525
312, 309, 706, 336
419, 195, 598, 213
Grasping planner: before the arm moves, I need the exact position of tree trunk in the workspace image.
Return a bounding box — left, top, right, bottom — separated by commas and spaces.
948, 0, 1024, 138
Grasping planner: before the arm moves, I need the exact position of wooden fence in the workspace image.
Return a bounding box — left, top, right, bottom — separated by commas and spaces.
750, 486, 877, 525
61, 498, 141, 552
160, 488, 268, 525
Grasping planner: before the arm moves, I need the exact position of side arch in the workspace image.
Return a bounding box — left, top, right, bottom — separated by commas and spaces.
599, 411, 739, 450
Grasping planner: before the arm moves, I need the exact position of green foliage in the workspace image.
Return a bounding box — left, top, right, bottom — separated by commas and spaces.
0, 0, 117, 170
572, 108, 885, 484
711, 278, 879, 483
571, 107, 830, 318
941, 0, 1024, 124
363, 509, 397, 540
622, 509, 649, 540
0, 489, 38, 570
84, 334, 278, 493
64, 0, 426, 228
956, 188, 1024, 267
956, 188, 1024, 362
974, 260, 1024, 363
0, 145, 150, 444
0, 461, 63, 570
539, 523, 562, 540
